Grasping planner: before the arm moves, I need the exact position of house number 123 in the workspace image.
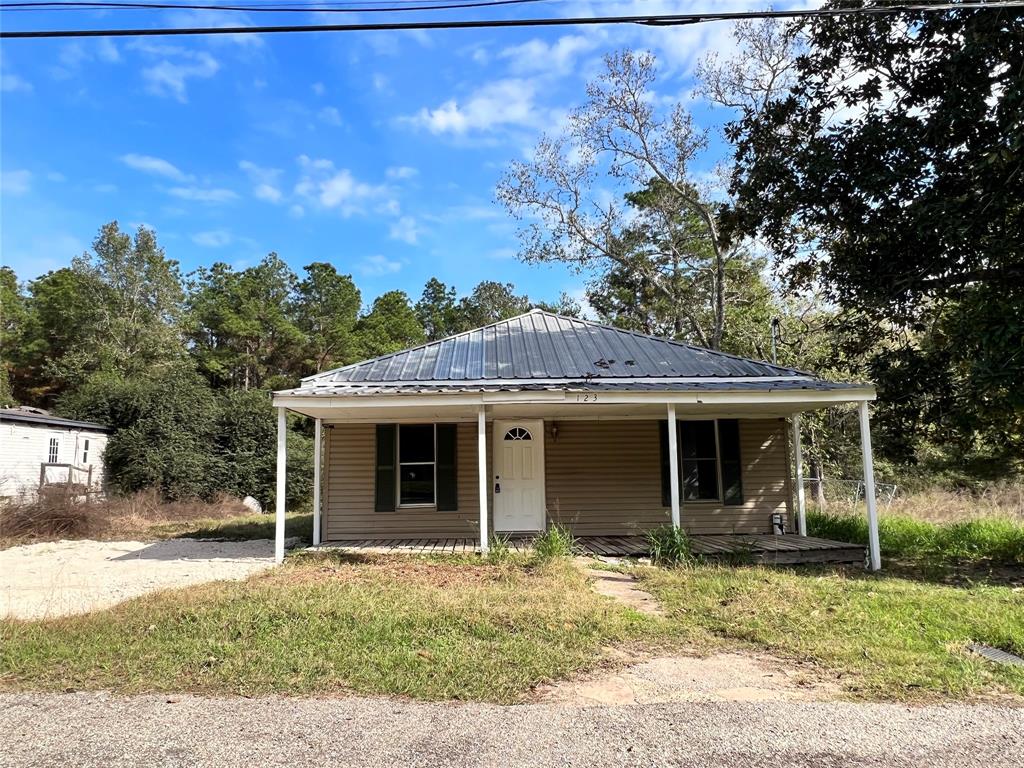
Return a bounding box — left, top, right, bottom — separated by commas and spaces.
576, 393, 598, 402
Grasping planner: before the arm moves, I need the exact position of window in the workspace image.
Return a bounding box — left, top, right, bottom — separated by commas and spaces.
681, 421, 719, 501
398, 424, 435, 506
661, 419, 744, 506
48, 437, 59, 464
82, 439, 90, 464
504, 427, 532, 441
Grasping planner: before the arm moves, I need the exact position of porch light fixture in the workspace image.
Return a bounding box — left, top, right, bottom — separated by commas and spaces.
550, 423, 559, 442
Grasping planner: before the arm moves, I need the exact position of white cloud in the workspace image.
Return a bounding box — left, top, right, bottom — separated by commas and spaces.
372, 73, 390, 93
138, 47, 220, 102
405, 78, 542, 135
1, 73, 32, 93
46, 172, 66, 183
357, 254, 403, 277
389, 216, 422, 245
289, 204, 305, 218
168, 186, 238, 202
192, 230, 233, 247
94, 183, 118, 193
239, 160, 283, 203
1, 170, 31, 196
499, 35, 597, 75
294, 155, 389, 217
311, 82, 325, 96
318, 106, 343, 126
385, 165, 418, 180
97, 38, 121, 63
120, 153, 193, 182
254, 183, 282, 203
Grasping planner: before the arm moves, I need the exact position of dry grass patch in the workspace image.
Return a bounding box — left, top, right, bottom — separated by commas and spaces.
0, 490, 300, 549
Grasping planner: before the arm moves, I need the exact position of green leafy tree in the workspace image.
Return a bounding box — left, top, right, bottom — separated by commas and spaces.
71, 222, 185, 377
186, 254, 304, 390
727, 3, 1024, 462
13, 267, 102, 404
294, 262, 361, 373
0, 267, 25, 406
415, 278, 462, 341
355, 290, 425, 358
532, 292, 582, 318
457, 281, 530, 328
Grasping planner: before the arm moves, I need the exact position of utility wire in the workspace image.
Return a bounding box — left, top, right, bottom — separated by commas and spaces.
0, 0, 554, 11
3, 1, 1022, 39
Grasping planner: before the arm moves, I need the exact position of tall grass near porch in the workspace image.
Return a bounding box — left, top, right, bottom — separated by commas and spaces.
808, 508, 1024, 565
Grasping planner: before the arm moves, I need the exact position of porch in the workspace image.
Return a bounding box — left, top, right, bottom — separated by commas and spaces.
318, 533, 866, 565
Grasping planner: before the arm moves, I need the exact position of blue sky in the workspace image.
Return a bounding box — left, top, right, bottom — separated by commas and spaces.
1, 0, 815, 309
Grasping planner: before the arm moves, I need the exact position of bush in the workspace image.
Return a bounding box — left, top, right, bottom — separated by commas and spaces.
532, 523, 577, 560
59, 367, 313, 508
807, 508, 1024, 565
646, 524, 694, 567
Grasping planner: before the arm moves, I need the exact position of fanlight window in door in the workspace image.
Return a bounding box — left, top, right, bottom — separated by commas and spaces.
504, 427, 532, 441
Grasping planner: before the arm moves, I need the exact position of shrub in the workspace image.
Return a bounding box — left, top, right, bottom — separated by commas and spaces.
646, 524, 694, 567
532, 523, 577, 560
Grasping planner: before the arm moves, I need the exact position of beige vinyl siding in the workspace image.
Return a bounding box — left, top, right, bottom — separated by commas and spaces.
323, 422, 485, 541
321, 417, 791, 541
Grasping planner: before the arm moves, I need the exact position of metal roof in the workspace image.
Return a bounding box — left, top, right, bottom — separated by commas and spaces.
281, 311, 863, 397
0, 408, 112, 432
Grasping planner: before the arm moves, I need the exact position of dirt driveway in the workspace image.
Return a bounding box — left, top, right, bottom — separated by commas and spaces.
0, 538, 275, 620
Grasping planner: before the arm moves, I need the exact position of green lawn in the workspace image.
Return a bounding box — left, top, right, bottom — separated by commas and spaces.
1, 552, 1021, 703
0, 553, 647, 703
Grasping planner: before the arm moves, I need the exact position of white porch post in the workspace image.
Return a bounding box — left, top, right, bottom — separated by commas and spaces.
858, 401, 881, 571
792, 413, 807, 536
667, 403, 681, 528
275, 407, 287, 564
312, 418, 322, 547
477, 406, 489, 554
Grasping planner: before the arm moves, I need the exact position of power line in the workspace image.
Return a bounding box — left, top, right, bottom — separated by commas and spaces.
0, 0, 554, 12
3, 1, 1022, 39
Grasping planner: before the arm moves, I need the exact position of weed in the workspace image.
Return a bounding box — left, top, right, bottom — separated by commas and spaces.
646, 524, 695, 567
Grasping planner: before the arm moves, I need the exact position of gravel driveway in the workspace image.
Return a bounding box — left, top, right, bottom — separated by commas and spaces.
1, 692, 1021, 767
0, 539, 275, 620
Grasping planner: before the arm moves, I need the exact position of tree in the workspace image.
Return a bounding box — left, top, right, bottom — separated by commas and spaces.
457, 281, 530, 329
13, 267, 101, 404
355, 290, 425, 358
294, 262, 361, 374
415, 278, 462, 341
186, 254, 304, 390
727, 3, 1024, 461
532, 292, 582, 318
497, 51, 754, 350
72, 222, 185, 377
0, 267, 25, 406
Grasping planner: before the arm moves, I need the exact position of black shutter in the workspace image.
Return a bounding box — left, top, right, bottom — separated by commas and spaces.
718, 419, 744, 505
375, 424, 397, 512
436, 423, 458, 511
659, 420, 670, 506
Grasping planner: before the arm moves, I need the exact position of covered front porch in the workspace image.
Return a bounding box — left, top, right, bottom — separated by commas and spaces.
272, 389, 882, 570
315, 532, 867, 565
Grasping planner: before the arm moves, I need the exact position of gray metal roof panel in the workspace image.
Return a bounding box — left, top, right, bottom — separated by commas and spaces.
277, 378, 866, 398
0, 409, 112, 432
301, 310, 827, 387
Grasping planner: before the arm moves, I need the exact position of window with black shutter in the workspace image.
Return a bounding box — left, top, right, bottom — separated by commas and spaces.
376, 424, 459, 511
659, 419, 744, 506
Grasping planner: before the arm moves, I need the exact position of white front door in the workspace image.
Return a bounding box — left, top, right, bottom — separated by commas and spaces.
493, 419, 546, 532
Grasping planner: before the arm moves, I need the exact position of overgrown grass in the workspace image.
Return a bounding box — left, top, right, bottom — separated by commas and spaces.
640, 564, 1024, 700
0, 553, 647, 703
160, 511, 314, 545
808, 508, 1024, 565
646, 524, 694, 566
532, 524, 577, 560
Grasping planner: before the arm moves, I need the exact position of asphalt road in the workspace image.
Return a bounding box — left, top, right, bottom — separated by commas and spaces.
2, 692, 1022, 768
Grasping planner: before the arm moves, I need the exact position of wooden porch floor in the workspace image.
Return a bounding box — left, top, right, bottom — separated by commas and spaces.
321, 534, 866, 565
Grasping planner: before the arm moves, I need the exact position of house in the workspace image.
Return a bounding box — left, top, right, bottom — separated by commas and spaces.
0, 407, 110, 500
272, 310, 882, 568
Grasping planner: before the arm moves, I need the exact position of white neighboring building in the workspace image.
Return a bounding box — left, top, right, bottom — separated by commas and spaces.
0, 407, 110, 500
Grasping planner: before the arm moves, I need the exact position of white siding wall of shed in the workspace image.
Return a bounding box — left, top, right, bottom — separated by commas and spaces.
0, 422, 108, 499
